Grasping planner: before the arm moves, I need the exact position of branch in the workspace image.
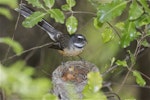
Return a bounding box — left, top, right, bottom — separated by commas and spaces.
1, 42, 53, 63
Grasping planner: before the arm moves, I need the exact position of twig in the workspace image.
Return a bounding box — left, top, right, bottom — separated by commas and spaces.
102, 55, 129, 76
106, 22, 121, 39
102, 65, 118, 76
24, 35, 47, 62
1, 42, 53, 63
66, 11, 96, 16
112, 82, 150, 89
105, 92, 121, 100
116, 31, 147, 93
138, 71, 150, 80
3, 0, 23, 62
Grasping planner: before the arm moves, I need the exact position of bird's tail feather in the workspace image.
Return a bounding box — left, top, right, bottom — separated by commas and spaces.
15, 3, 62, 41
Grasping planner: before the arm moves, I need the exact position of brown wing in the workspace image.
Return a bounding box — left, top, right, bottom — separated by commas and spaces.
57, 34, 71, 49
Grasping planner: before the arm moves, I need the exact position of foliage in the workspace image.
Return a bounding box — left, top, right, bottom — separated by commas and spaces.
42, 94, 58, 100
93, 0, 150, 47
83, 72, 107, 100
1, 0, 150, 99
97, 0, 127, 23
0, 61, 57, 100
101, 27, 114, 43
23, 0, 78, 34
48, 9, 65, 24
0, 37, 23, 55
23, 11, 46, 28
0, 8, 13, 20
92, 0, 149, 88
0, 37, 57, 100
133, 70, 146, 86
0, 0, 18, 19
66, 15, 78, 34
116, 60, 127, 67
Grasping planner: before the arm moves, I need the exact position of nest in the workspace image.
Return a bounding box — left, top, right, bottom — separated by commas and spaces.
52, 61, 99, 100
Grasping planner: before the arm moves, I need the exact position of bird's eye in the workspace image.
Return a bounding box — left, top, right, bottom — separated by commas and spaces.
77, 37, 84, 42
77, 36, 84, 41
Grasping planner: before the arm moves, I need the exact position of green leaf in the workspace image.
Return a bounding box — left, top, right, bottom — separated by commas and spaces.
135, 14, 150, 27
110, 57, 116, 66
83, 72, 106, 100
128, 50, 136, 65
66, 16, 78, 34
0, 7, 12, 20
83, 85, 92, 98
101, 27, 114, 43
88, 0, 101, 8
97, 0, 127, 23
125, 98, 136, 100
0, 64, 7, 86
61, 0, 76, 11
61, 4, 70, 11
0, 0, 18, 8
120, 21, 138, 48
133, 70, 146, 86
129, 0, 143, 20
115, 22, 125, 31
0, 37, 23, 55
83, 91, 107, 100
49, 9, 65, 24
87, 72, 103, 92
26, 0, 43, 8
43, 0, 55, 9
141, 40, 150, 47
66, 0, 76, 8
22, 11, 46, 28
138, 0, 150, 15
116, 60, 127, 67
42, 94, 58, 100
148, 28, 150, 35
1, 61, 52, 100
93, 17, 103, 28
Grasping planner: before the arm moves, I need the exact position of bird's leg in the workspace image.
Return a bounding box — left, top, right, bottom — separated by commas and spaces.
78, 55, 86, 67
78, 55, 83, 60
61, 56, 65, 66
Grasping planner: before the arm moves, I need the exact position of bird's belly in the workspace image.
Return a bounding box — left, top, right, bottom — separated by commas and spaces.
58, 48, 83, 56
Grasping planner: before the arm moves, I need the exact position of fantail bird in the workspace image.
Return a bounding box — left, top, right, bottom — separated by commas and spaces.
15, 3, 87, 56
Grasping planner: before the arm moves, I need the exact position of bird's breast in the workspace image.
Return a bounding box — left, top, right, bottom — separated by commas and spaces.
58, 48, 84, 56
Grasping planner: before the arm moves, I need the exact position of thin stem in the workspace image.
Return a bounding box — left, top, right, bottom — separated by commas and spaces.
24, 35, 47, 62
102, 65, 118, 76
105, 92, 121, 100
102, 55, 129, 76
3, 0, 22, 61
66, 11, 96, 16
138, 71, 150, 80
116, 64, 133, 93
112, 82, 150, 89
116, 32, 147, 93
106, 22, 121, 39
0, 88, 6, 100
1, 42, 53, 63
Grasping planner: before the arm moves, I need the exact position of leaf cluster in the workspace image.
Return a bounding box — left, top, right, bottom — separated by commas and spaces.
0, 61, 57, 100
0, 37, 23, 55
23, 0, 78, 34
91, 0, 149, 90
0, 37, 58, 100
0, 0, 18, 19
93, 0, 150, 48
83, 72, 107, 100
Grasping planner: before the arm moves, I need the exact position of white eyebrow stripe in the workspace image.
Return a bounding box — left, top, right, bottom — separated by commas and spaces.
77, 35, 84, 39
